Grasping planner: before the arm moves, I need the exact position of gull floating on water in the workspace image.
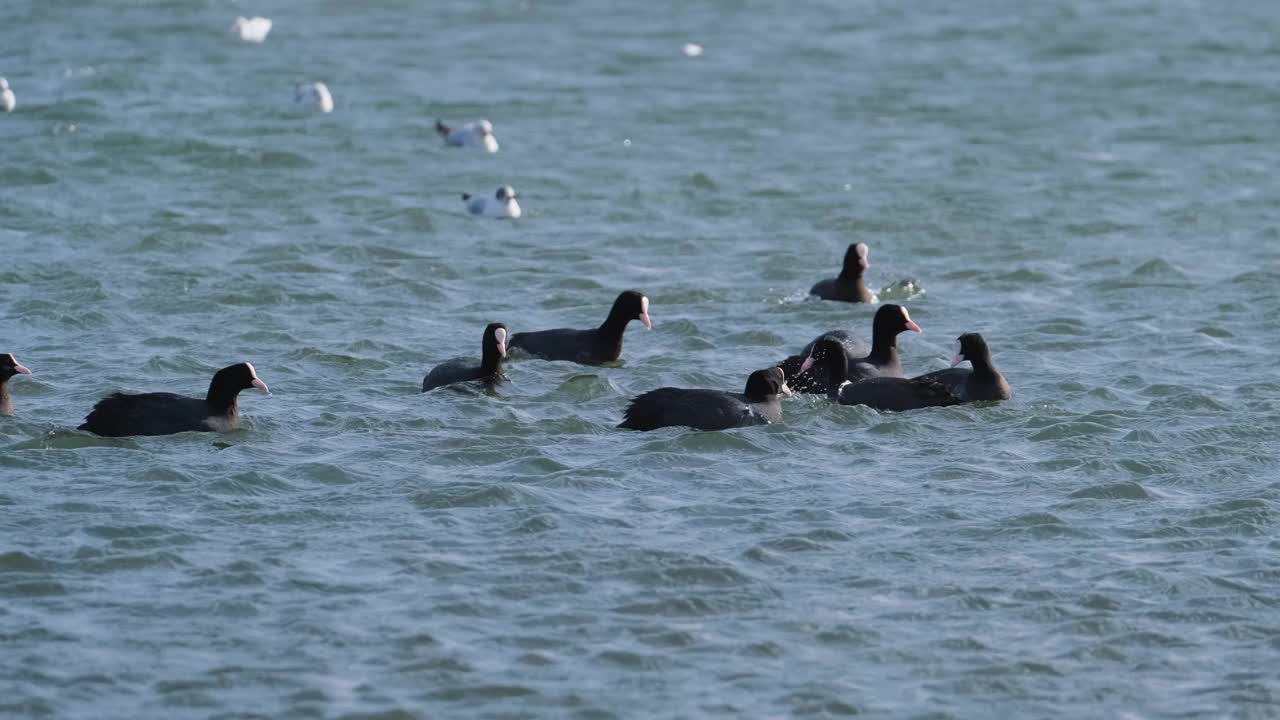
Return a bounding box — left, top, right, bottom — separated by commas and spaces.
296, 82, 333, 113
436, 118, 499, 154
231, 16, 272, 43
683, 43, 704, 58
463, 186, 521, 219
0, 79, 14, 113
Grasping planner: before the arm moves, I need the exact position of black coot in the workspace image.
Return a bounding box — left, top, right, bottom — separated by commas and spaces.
0, 353, 32, 416
778, 330, 870, 394
837, 333, 1011, 410
422, 323, 508, 392
619, 367, 791, 431
810, 242, 873, 303
509, 290, 651, 365
785, 304, 921, 393
79, 362, 270, 437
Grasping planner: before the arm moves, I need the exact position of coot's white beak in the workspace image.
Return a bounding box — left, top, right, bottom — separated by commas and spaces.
799, 352, 815, 374
495, 328, 508, 358
639, 296, 652, 329
13, 362, 31, 375
901, 307, 921, 333
252, 378, 271, 395
779, 382, 793, 397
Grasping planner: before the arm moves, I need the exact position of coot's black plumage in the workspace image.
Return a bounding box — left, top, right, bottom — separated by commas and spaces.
799, 329, 871, 359
830, 374, 961, 411
422, 323, 508, 392
835, 333, 1011, 410
78, 362, 270, 437
783, 304, 921, 394
810, 242, 874, 303
0, 353, 33, 416
778, 330, 871, 394
508, 290, 651, 365
618, 367, 791, 431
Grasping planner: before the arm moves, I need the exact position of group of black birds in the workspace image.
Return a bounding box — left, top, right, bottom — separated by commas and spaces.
0, 241, 1008, 437
422, 241, 1008, 432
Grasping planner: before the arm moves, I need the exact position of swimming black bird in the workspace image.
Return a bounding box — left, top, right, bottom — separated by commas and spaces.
508, 290, 651, 365
810, 242, 874, 303
836, 333, 1010, 410
422, 323, 508, 392
618, 367, 791, 431
79, 362, 270, 437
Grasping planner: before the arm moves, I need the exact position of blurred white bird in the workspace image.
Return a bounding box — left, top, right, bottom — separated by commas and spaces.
683, 43, 704, 58
436, 118, 499, 154
231, 16, 273, 43
1, 78, 14, 113
462, 186, 521, 219
295, 82, 333, 113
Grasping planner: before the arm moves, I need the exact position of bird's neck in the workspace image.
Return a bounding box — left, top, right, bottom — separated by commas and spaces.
840, 273, 869, 299
481, 347, 504, 375
206, 384, 240, 416
868, 329, 900, 363
837, 268, 865, 285
598, 311, 632, 340
970, 353, 999, 381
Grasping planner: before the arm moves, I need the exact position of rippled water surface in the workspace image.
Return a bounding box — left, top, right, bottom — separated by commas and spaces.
4, 1, 1280, 717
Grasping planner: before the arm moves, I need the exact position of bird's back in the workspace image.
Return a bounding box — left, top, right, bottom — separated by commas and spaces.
619, 388, 755, 431
422, 357, 486, 392
80, 392, 217, 437
848, 356, 902, 381
915, 367, 1010, 402
808, 278, 848, 301
810, 277, 872, 303
801, 330, 871, 362
509, 327, 609, 364
445, 128, 468, 146
838, 376, 960, 411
